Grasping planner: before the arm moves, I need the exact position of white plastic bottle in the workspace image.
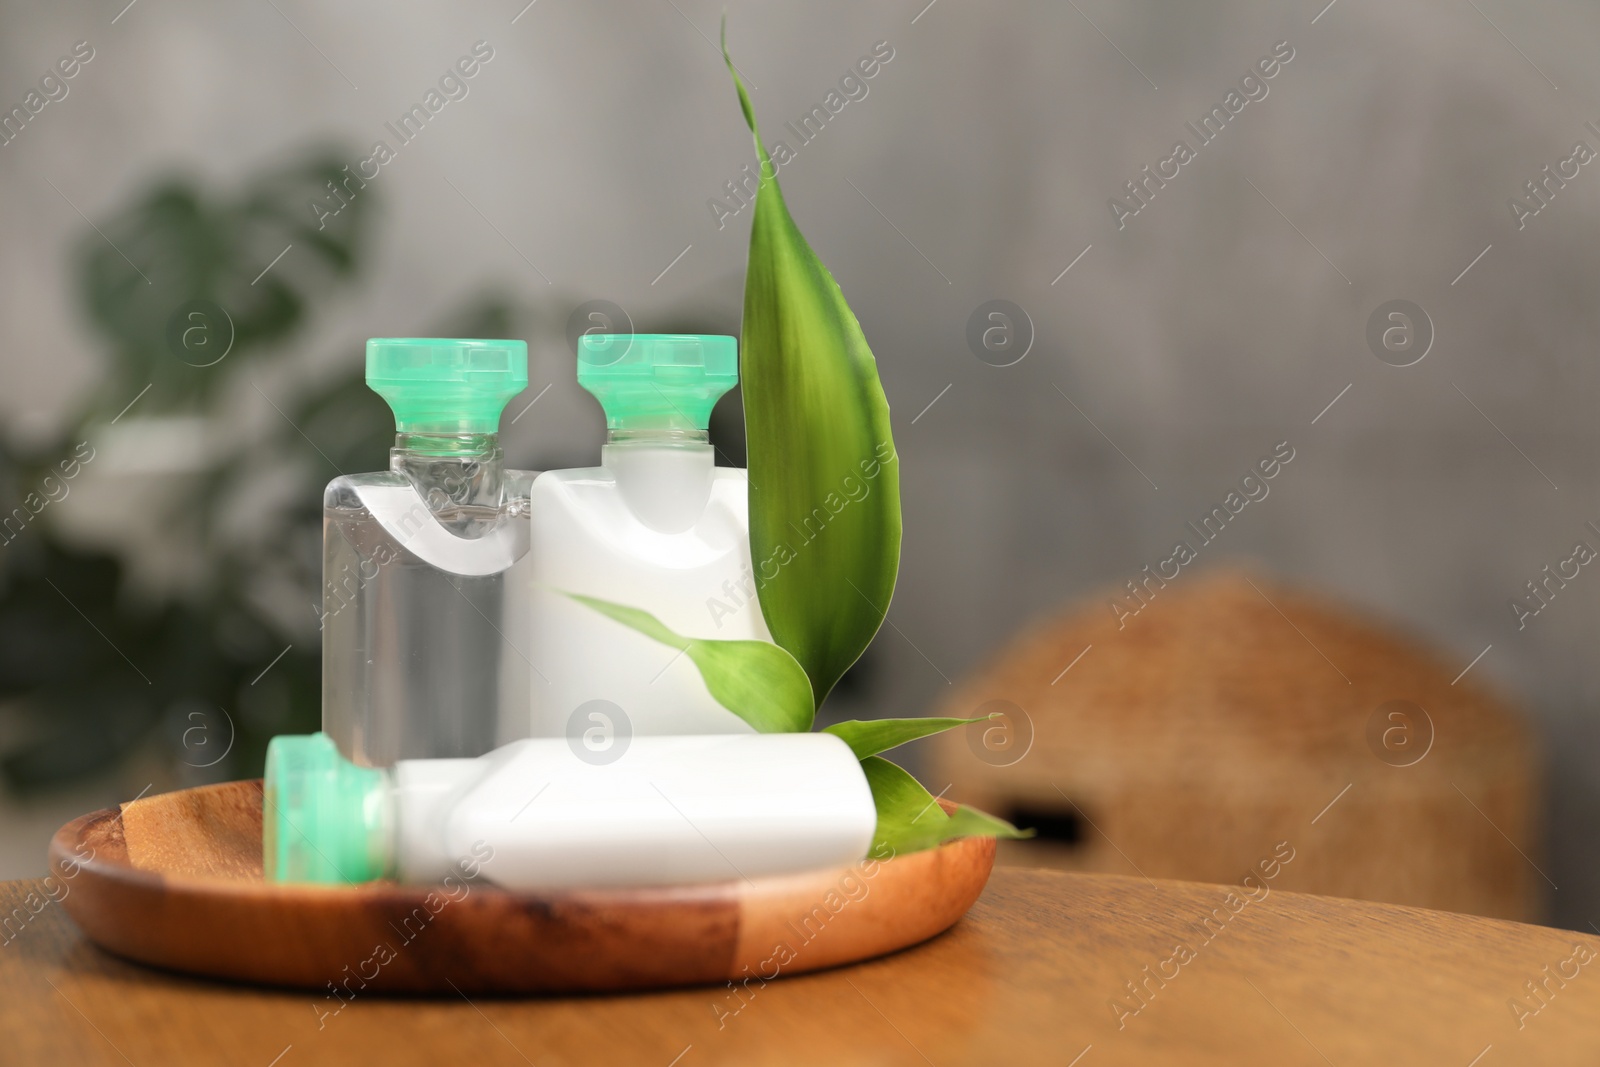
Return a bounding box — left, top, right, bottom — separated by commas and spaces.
263, 732, 875, 889
527, 334, 767, 738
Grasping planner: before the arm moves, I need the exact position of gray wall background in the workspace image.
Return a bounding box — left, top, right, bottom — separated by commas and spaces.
3, 0, 1600, 926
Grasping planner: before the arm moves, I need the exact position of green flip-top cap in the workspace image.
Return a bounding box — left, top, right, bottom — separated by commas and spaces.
577, 334, 737, 432
264, 732, 392, 885
366, 338, 529, 434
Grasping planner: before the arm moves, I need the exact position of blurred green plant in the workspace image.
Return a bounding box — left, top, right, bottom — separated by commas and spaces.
0, 150, 523, 790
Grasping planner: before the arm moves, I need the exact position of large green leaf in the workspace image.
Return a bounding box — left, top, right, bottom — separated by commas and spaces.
862, 756, 1030, 858
824, 717, 982, 761
722, 28, 902, 707
566, 594, 813, 733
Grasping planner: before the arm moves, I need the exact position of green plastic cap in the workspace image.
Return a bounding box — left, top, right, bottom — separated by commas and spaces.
577, 334, 737, 432
264, 732, 392, 885
366, 338, 529, 435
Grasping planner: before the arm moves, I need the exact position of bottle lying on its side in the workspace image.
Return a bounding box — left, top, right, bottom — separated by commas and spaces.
263, 731, 875, 890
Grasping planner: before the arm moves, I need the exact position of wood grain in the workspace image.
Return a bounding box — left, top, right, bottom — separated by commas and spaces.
3, 867, 1597, 1065
45, 779, 995, 994
926, 566, 1541, 921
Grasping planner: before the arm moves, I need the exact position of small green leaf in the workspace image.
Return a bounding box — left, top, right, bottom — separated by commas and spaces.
861, 756, 1029, 857
824, 717, 983, 761
722, 25, 902, 708
566, 594, 813, 733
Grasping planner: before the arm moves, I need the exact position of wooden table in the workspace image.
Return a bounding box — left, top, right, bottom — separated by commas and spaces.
2, 868, 1595, 1065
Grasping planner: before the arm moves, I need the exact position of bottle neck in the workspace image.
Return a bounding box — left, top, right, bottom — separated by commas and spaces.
601, 429, 715, 534
605, 428, 710, 448
391, 433, 504, 513
393, 431, 500, 458
391, 757, 483, 884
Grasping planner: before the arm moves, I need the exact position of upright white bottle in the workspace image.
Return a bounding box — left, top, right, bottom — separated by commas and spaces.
528, 334, 767, 739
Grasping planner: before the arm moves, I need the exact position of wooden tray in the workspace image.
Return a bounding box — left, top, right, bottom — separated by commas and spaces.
47, 779, 995, 994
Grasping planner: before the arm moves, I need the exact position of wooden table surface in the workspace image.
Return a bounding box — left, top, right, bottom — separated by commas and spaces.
2, 867, 1596, 1066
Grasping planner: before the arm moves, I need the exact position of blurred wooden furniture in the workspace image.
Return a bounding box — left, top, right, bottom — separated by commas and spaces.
926, 567, 1541, 921
3, 868, 1595, 1064
45, 779, 993, 993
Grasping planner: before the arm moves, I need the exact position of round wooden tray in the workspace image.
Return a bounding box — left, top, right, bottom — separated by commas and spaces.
48, 779, 995, 994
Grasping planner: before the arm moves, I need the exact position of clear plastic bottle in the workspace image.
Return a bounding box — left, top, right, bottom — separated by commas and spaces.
527, 334, 769, 738
322, 338, 536, 766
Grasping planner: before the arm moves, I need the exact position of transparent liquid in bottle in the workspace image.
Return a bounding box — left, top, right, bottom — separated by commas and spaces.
322, 447, 535, 767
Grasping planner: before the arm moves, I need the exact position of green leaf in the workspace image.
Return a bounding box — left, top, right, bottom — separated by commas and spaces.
566, 594, 813, 733
722, 26, 902, 707
861, 756, 1030, 857
824, 716, 983, 761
